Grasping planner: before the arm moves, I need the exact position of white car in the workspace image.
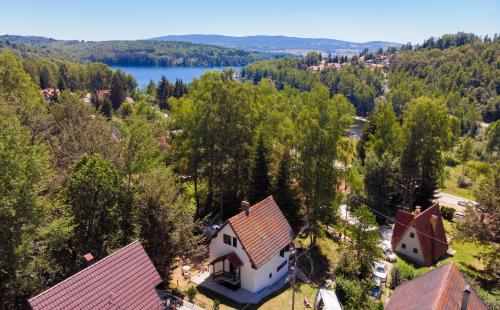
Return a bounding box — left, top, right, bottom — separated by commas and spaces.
373, 262, 387, 282
382, 247, 397, 262
378, 241, 397, 262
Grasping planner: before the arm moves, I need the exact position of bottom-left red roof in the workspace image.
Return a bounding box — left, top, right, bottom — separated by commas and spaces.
28, 241, 165, 310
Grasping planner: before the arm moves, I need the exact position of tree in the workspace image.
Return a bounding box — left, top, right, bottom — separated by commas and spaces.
65, 154, 125, 260
249, 134, 272, 204
110, 70, 127, 110
485, 120, 500, 161
273, 148, 301, 229
0, 105, 50, 307
135, 168, 205, 280
460, 165, 499, 276
458, 137, 474, 175
157, 76, 173, 109
400, 97, 450, 208
296, 86, 353, 244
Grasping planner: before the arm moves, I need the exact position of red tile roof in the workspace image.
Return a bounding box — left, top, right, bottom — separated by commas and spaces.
386, 262, 488, 310
95, 89, 110, 101
391, 203, 448, 266
28, 241, 164, 310
227, 196, 295, 269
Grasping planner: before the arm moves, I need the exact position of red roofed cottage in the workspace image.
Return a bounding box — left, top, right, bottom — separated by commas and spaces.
391, 203, 448, 266
209, 196, 295, 293
28, 241, 165, 310
386, 262, 487, 310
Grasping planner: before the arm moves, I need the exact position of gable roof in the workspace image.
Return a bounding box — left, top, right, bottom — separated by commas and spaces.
391, 203, 448, 266
227, 196, 295, 269
386, 262, 488, 310
28, 241, 164, 310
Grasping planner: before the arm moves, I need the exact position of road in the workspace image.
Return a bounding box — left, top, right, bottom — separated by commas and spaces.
434, 192, 477, 212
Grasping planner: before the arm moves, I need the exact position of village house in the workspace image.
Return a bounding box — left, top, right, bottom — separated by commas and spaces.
40, 88, 60, 101
386, 262, 488, 310
391, 203, 448, 266
27, 241, 167, 310
208, 196, 295, 294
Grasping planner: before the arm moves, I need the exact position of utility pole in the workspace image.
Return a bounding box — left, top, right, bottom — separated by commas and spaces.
290, 248, 297, 310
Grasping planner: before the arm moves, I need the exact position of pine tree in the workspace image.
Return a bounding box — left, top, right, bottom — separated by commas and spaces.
273, 148, 301, 229
110, 70, 127, 111
249, 134, 271, 204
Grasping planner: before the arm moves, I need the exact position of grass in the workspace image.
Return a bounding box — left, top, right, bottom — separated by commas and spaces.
440, 164, 476, 200
258, 283, 318, 310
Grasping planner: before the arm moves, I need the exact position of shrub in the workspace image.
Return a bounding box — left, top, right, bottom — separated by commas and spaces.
457, 175, 471, 188
390, 260, 417, 289
212, 299, 220, 310
335, 275, 364, 309
185, 285, 198, 302
441, 206, 455, 221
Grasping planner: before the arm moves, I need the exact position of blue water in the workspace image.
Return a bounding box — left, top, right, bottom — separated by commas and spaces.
111, 65, 242, 88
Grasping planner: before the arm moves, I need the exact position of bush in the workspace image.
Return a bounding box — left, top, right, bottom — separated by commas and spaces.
390, 260, 417, 289
212, 299, 220, 310
441, 206, 455, 221
335, 275, 365, 309
457, 175, 472, 188
185, 285, 198, 302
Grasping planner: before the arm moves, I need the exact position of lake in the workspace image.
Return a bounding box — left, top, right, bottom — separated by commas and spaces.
111, 65, 243, 88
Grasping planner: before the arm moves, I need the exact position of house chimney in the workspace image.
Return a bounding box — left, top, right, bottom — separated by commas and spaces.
431, 215, 438, 232
241, 200, 250, 215
415, 206, 421, 215
461, 285, 471, 310
83, 253, 94, 266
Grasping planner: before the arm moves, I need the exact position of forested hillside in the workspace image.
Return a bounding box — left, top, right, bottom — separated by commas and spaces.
0, 35, 271, 67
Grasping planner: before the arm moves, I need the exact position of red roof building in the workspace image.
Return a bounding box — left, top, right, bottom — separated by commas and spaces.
386, 262, 487, 310
95, 89, 110, 102
391, 203, 448, 266
208, 196, 295, 293
28, 241, 165, 310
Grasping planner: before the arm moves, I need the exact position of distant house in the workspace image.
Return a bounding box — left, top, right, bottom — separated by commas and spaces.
95, 89, 110, 102
386, 262, 488, 310
391, 203, 448, 266
208, 196, 295, 293
40, 88, 60, 100
28, 241, 165, 310
124, 96, 135, 104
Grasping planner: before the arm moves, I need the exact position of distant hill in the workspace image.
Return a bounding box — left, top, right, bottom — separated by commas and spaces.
151, 34, 401, 55
0, 35, 274, 67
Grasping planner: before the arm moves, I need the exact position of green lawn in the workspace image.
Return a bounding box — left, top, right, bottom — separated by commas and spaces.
440, 164, 476, 200
258, 283, 318, 310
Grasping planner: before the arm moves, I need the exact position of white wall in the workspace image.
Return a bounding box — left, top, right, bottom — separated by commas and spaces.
209, 224, 290, 293
394, 227, 424, 265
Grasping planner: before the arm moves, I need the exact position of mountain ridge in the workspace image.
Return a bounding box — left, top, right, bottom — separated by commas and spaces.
151, 34, 401, 55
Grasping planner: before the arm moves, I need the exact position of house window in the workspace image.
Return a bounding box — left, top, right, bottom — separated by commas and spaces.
233, 237, 237, 248
413, 248, 418, 254
410, 232, 415, 238
402, 243, 406, 249
269, 273, 272, 279
223, 234, 231, 245
277, 260, 287, 272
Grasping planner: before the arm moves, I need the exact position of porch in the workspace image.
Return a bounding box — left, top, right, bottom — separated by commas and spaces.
209, 252, 243, 289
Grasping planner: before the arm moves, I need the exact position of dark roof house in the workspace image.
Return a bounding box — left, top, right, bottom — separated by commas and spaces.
391, 203, 448, 266
28, 241, 165, 310
386, 262, 488, 310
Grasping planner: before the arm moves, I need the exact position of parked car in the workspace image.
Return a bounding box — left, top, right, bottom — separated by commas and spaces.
382, 247, 397, 262
457, 200, 469, 207
373, 262, 387, 282
370, 277, 382, 299
378, 241, 397, 262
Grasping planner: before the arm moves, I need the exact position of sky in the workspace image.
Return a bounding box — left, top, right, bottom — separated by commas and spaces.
1, 0, 499, 44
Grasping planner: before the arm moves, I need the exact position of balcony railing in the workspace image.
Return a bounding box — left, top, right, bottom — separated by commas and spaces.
213, 270, 240, 285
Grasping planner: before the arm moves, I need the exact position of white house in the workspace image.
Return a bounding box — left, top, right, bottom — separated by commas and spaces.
208, 196, 295, 293
391, 203, 448, 267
